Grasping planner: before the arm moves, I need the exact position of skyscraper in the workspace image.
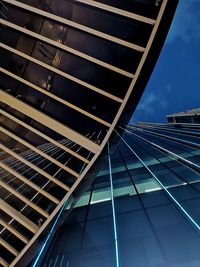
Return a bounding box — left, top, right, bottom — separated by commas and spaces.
167, 108, 200, 124
39, 120, 200, 267
0, 1, 179, 266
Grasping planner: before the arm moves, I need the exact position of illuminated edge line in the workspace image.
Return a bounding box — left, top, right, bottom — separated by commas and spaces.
32, 201, 68, 267
108, 141, 120, 267
123, 127, 200, 171
116, 130, 200, 232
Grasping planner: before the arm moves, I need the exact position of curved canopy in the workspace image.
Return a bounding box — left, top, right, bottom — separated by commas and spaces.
0, 0, 178, 265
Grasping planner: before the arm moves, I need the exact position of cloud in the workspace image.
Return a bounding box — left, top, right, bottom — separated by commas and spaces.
167, 0, 200, 43
137, 93, 156, 115
131, 1, 200, 123
136, 90, 168, 116
131, 81, 176, 123
165, 83, 173, 92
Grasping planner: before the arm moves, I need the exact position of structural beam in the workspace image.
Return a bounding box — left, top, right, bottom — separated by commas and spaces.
0, 109, 89, 164
0, 257, 9, 267
0, 144, 70, 191
0, 68, 112, 127
0, 180, 50, 218
0, 161, 59, 205
0, 199, 39, 233
1, 126, 80, 178
0, 238, 19, 256
74, 0, 155, 24
0, 19, 134, 78
0, 90, 100, 153
0, 43, 123, 103
3, 0, 155, 24
0, 219, 29, 244
0, 0, 176, 266
0, 13, 145, 52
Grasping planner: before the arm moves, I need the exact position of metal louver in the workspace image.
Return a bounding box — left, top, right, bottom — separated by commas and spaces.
0, 0, 178, 266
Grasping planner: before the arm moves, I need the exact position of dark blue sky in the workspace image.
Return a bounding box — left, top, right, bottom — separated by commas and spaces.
131, 0, 200, 123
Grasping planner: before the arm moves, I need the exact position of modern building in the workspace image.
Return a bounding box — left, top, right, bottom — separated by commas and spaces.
0, 0, 179, 266
38, 120, 200, 267
167, 108, 200, 124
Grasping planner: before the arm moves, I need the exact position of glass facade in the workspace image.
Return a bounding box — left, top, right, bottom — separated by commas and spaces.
0, 0, 179, 265
38, 122, 200, 267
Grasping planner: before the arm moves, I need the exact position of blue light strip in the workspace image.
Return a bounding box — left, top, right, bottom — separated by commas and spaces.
117, 131, 200, 232
130, 124, 200, 148
108, 141, 120, 267
32, 201, 68, 267
122, 127, 200, 172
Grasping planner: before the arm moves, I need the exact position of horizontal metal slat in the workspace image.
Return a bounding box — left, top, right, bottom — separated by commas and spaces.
0, 199, 39, 233
0, 68, 112, 127
0, 90, 100, 153
0, 143, 70, 191
0, 19, 134, 78
0, 238, 19, 256
0, 42, 123, 103
0, 180, 50, 219
74, 0, 156, 24
0, 126, 80, 178
0, 109, 89, 164
1, 0, 146, 51
0, 219, 29, 244
0, 257, 9, 267
0, 161, 59, 205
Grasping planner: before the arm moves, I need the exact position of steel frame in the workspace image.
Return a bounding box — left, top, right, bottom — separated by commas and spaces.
0, 0, 172, 265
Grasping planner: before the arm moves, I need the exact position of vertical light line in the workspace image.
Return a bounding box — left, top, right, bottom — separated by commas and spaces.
59, 254, 64, 267
32, 194, 69, 267
107, 141, 120, 267
123, 127, 200, 189
130, 125, 200, 149
121, 127, 200, 171
116, 130, 200, 232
